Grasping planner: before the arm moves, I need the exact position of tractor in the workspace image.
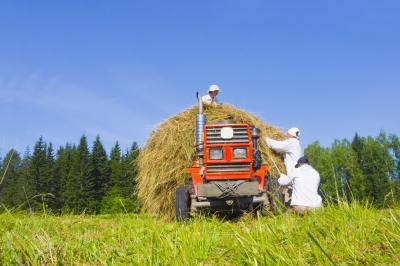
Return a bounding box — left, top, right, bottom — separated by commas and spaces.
175, 94, 277, 221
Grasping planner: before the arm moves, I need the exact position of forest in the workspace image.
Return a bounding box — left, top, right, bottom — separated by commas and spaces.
0, 131, 399, 214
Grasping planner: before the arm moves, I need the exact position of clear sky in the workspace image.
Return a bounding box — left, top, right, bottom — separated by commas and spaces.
0, 0, 399, 156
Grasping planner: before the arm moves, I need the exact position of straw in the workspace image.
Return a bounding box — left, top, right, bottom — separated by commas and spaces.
136, 104, 286, 220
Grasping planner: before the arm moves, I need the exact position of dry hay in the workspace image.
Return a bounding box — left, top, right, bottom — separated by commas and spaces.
136, 104, 286, 220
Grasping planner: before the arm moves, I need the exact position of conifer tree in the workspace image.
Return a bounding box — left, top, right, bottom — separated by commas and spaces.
59, 144, 79, 212
18, 148, 35, 211
109, 142, 123, 190
90, 136, 110, 212
29, 137, 58, 210
121, 142, 140, 197
0, 149, 21, 208
68, 135, 94, 213
100, 142, 140, 214
46, 143, 60, 211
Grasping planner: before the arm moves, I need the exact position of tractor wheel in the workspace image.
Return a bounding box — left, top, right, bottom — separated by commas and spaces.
257, 183, 270, 216
257, 198, 270, 216
175, 186, 190, 221
268, 178, 286, 214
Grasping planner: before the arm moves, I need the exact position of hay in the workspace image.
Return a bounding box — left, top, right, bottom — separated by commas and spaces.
137, 104, 286, 219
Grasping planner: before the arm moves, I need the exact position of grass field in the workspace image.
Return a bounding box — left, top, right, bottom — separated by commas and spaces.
0, 203, 399, 265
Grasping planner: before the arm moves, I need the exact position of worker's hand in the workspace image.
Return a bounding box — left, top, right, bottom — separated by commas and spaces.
279, 173, 288, 179
278, 173, 292, 186
265, 138, 273, 148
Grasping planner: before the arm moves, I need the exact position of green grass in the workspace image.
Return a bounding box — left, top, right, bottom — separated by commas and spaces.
0, 203, 399, 265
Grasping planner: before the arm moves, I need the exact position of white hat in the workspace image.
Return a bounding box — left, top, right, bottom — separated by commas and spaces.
287, 127, 300, 138
209, 84, 220, 92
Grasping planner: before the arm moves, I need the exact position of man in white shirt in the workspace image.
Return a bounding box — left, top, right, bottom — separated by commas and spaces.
278, 156, 322, 214
202, 84, 220, 106
265, 127, 302, 176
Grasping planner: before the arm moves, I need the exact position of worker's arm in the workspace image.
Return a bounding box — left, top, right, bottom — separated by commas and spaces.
265, 138, 292, 153
202, 95, 215, 105
201, 95, 209, 104
278, 173, 294, 186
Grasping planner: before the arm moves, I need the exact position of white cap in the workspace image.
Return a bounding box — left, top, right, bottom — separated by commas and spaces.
287, 127, 300, 138
209, 84, 220, 92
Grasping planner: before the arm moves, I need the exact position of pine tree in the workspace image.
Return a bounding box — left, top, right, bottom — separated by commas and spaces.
18, 147, 35, 211
60, 144, 81, 212
68, 135, 93, 213
28, 137, 58, 210
100, 142, 140, 214
90, 136, 110, 212
121, 142, 140, 197
109, 142, 123, 190
46, 143, 60, 211
0, 149, 22, 208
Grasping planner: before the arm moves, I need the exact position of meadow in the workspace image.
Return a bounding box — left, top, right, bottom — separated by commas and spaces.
0, 202, 399, 265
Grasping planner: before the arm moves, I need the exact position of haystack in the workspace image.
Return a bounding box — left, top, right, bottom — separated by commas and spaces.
137, 104, 286, 219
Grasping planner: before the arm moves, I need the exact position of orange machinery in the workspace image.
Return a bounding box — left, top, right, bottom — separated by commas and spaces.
175, 94, 270, 221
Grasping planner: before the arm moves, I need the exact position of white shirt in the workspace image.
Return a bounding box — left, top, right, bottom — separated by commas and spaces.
202, 94, 217, 106
266, 137, 302, 176
278, 165, 322, 208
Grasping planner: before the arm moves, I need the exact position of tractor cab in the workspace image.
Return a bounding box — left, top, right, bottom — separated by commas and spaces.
175, 94, 270, 220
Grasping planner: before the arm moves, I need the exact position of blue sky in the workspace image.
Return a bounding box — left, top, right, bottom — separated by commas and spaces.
0, 0, 399, 156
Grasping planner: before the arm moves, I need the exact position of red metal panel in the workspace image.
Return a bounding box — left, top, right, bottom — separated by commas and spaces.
187, 123, 269, 195
204, 124, 253, 178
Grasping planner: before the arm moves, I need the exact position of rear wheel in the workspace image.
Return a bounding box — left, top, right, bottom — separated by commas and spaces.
175, 186, 190, 221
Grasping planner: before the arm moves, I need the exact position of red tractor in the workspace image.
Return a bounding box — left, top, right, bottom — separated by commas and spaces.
175, 94, 273, 221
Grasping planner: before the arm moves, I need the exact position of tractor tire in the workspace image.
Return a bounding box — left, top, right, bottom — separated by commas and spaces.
257, 197, 270, 216
175, 186, 190, 221
257, 182, 270, 216
268, 178, 286, 214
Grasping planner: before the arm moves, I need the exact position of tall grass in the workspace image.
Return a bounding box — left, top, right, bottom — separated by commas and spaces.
0, 202, 399, 265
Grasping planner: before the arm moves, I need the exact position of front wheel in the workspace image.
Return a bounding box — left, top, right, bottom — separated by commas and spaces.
175, 186, 190, 221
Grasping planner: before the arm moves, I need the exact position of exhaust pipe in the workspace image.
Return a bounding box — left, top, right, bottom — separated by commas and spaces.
250, 126, 262, 171
250, 126, 261, 150
195, 92, 206, 172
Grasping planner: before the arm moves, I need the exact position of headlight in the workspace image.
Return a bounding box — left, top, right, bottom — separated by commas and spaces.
209, 148, 223, 160
233, 148, 247, 159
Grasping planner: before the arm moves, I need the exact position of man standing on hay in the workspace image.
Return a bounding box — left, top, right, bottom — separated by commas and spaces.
202, 84, 220, 106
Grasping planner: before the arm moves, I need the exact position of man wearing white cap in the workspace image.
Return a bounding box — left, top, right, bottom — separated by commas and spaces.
202, 84, 220, 106
265, 127, 302, 176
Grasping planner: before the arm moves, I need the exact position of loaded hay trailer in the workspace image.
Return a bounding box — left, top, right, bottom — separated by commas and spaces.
175, 94, 276, 221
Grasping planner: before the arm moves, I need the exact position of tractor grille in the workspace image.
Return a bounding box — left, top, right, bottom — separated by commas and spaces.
207, 163, 251, 173
206, 126, 249, 144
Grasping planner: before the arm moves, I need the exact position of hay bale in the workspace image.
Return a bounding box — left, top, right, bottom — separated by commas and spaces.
137, 104, 286, 219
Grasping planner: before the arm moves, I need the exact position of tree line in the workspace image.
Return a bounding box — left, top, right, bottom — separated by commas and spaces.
305, 132, 400, 207
1, 132, 399, 214
0, 135, 140, 214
